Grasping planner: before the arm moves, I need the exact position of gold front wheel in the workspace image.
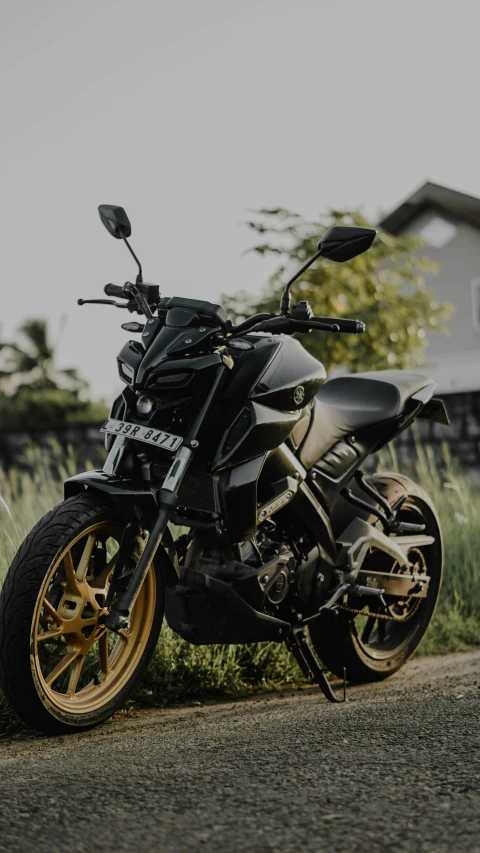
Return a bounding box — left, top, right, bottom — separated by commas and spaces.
0, 494, 164, 734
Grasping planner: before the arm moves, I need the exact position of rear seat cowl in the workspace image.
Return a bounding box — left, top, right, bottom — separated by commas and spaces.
296, 370, 434, 470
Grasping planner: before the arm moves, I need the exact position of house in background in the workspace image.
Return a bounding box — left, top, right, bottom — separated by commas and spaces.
379, 181, 480, 466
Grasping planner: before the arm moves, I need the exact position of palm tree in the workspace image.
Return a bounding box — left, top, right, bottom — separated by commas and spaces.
0, 317, 107, 429
0, 318, 87, 394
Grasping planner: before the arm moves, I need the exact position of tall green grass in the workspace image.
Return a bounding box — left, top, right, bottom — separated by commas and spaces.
379, 442, 480, 653
0, 440, 479, 734
0, 444, 82, 582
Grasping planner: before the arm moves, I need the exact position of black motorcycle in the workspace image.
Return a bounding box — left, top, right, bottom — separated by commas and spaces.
0, 205, 448, 734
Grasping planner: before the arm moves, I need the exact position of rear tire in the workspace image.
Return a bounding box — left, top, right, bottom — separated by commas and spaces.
0, 493, 165, 734
309, 474, 443, 684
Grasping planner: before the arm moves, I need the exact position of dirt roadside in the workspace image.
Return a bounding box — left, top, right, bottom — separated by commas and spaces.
0, 650, 479, 853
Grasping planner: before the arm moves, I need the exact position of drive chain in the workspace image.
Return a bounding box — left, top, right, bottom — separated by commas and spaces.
336, 547, 425, 623
336, 600, 420, 623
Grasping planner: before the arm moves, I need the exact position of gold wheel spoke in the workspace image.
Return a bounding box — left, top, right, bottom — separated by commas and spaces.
63, 551, 80, 592
42, 598, 62, 624
90, 553, 117, 591
79, 616, 99, 629
37, 628, 63, 643
45, 649, 81, 688
76, 533, 97, 583
98, 630, 110, 675
67, 655, 85, 696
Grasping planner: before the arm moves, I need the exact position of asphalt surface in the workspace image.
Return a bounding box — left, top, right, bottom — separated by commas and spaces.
0, 650, 479, 853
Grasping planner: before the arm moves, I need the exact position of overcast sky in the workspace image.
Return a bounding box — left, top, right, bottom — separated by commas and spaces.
2, 0, 480, 398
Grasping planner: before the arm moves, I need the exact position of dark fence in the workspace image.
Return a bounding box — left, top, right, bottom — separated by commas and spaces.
0, 422, 106, 471
394, 391, 480, 468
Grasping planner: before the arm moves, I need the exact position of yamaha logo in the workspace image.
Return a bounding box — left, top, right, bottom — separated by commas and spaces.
293, 385, 305, 405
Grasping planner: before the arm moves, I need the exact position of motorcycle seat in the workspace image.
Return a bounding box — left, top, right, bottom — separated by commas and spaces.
298, 370, 435, 469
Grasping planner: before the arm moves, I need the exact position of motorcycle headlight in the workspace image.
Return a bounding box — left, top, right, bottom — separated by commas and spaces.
136, 395, 155, 416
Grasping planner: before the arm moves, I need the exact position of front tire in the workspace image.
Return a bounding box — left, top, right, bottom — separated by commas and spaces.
310, 474, 443, 684
0, 493, 164, 734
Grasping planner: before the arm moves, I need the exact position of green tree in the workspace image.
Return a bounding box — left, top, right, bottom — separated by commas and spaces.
0, 318, 107, 429
222, 208, 452, 373
2, 318, 87, 392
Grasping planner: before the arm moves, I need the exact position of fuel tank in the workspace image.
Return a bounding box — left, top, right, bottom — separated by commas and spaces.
212, 335, 326, 470
225, 334, 326, 411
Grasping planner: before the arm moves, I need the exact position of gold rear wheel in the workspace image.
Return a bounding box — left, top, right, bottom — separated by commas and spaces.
0, 494, 164, 734
309, 478, 443, 684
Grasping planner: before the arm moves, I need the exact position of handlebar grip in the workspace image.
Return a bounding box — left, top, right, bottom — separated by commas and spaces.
104, 283, 128, 299
313, 316, 365, 334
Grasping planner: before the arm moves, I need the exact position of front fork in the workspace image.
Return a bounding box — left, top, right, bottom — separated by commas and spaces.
103, 360, 228, 633
103, 446, 192, 632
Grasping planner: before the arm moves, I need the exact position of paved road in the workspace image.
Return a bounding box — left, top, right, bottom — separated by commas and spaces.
0, 650, 479, 853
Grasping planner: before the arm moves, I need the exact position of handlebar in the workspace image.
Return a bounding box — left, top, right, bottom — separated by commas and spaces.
79, 282, 156, 319
230, 315, 365, 337
310, 316, 365, 334
104, 283, 129, 299
79, 285, 365, 337
230, 313, 275, 334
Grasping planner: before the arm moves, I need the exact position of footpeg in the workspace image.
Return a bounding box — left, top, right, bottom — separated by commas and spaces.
349, 583, 385, 598
302, 578, 386, 625
317, 583, 350, 614
348, 583, 387, 609
386, 520, 426, 534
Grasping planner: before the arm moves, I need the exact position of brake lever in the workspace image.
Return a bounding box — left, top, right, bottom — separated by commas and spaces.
77, 298, 129, 308
237, 317, 293, 335
123, 283, 154, 320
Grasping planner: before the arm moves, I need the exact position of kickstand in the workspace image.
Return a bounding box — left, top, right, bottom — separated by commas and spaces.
287, 628, 347, 703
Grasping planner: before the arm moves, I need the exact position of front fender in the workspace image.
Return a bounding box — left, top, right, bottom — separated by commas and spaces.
65, 470, 160, 527
65, 470, 179, 583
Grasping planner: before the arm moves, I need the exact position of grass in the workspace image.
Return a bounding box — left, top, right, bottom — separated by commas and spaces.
0, 439, 479, 735
379, 441, 480, 653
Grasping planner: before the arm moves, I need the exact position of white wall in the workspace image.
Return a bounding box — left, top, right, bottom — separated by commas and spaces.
405, 212, 480, 392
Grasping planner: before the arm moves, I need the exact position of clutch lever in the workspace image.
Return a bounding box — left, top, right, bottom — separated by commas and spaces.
77, 298, 129, 308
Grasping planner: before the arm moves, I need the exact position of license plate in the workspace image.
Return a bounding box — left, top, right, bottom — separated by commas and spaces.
101, 418, 183, 452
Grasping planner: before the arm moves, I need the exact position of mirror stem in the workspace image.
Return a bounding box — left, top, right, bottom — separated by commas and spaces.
123, 237, 143, 283
280, 248, 323, 315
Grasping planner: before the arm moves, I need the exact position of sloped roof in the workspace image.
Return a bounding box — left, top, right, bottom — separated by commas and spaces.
378, 181, 480, 234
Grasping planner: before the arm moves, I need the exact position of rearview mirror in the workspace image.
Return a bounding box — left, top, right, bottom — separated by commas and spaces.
98, 204, 132, 239
317, 226, 376, 262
